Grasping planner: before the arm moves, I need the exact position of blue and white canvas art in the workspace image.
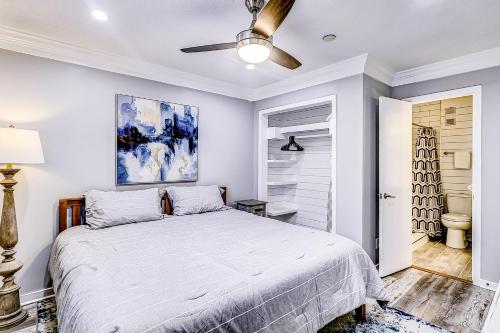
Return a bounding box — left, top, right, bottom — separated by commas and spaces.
116, 94, 198, 185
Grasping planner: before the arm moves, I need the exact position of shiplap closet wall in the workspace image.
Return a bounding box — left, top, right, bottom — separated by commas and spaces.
257, 96, 336, 232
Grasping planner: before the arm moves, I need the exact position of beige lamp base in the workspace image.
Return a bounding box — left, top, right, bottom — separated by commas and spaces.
0, 309, 27, 330
0, 166, 27, 330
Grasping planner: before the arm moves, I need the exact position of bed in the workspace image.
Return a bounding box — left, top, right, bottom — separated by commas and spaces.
50, 188, 389, 332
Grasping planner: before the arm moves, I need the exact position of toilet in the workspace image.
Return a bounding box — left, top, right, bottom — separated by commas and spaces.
441, 193, 472, 249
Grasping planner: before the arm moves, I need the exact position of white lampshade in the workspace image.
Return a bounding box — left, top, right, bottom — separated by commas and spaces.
0, 127, 44, 164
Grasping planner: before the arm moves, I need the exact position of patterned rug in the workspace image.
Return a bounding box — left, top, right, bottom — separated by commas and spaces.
320, 300, 452, 332
11, 298, 451, 333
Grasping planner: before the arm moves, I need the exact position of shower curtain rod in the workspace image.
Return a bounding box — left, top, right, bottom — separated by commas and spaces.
412, 122, 432, 129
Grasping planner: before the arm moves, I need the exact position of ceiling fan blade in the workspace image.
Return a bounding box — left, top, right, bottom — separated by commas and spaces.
252, 0, 295, 38
270, 46, 301, 69
181, 42, 237, 53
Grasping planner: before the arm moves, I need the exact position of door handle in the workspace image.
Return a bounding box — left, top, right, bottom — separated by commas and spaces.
383, 193, 396, 199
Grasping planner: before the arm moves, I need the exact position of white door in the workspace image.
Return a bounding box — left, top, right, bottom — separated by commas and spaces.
379, 97, 413, 277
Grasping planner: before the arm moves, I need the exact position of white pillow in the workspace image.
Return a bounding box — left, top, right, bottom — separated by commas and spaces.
166, 185, 225, 216
85, 188, 164, 229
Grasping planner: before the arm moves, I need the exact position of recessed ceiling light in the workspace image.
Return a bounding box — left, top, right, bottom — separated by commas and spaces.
92, 10, 108, 21
322, 34, 336, 42
246, 64, 256, 70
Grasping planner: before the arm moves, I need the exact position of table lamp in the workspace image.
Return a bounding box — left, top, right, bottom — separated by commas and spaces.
0, 125, 44, 329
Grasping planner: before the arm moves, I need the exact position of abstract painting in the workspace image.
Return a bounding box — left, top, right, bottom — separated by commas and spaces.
116, 94, 198, 185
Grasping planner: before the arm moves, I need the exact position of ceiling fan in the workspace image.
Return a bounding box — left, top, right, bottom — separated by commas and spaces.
181, 0, 301, 70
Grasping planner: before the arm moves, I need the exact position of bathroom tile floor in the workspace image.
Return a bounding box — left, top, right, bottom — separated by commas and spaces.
412, 239, 472, 282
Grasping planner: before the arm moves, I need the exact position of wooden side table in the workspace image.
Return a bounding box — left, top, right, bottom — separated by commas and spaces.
235, 200, 267, 217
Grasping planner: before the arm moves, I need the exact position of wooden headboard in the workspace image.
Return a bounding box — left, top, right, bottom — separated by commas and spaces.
58, 187, 227, 234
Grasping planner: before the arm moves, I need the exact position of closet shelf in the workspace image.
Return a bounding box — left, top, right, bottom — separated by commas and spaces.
294, 133, 331, 139
267, 122, 331, 140
267, 204, 298, 217
267, 159, 296, 164
266, 181, 298, 186
281, 122, 330, 134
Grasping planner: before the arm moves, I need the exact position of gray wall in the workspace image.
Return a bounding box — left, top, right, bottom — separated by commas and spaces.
254, 75, 367, 250
0, 49, 254, 298
392, 66, 500, 282
363, 75, 392, 262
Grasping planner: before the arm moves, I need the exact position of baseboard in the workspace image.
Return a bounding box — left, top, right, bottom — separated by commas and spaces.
476, 279, 498, 292
20, 288, 54, 305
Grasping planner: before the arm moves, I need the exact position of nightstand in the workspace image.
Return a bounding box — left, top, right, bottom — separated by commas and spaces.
235, 200, 267, 217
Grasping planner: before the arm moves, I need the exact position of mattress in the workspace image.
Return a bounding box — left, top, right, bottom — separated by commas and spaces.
49, 209, 388, 333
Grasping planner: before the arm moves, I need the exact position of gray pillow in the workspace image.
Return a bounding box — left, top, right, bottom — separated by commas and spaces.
166, 185, 225, 216
85, 188, 164, 229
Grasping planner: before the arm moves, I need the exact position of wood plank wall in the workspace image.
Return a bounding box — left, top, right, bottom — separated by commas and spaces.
439, 96, 473, 195
412, 96, 473, 196
267, 105, 332, 230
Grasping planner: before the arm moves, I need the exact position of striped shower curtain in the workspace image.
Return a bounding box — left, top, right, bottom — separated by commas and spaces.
412, 127, 444, 237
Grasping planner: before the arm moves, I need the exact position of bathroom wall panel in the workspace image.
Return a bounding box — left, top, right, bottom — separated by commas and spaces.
412, 101, 441, 156
412, 96, 473, 197
439, 96, 473, 197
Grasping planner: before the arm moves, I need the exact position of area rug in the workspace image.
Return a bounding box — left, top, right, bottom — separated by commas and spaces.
13, 298, 451, 333
320, 300, 453, 332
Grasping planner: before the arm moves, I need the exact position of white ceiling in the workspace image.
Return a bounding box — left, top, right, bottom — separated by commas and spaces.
1, 0, 500, 89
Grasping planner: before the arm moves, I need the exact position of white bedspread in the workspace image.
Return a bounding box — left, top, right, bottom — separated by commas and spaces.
49, 209, 388, 333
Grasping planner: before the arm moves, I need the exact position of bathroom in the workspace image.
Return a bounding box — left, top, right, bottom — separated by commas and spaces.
411, 95, 473, 282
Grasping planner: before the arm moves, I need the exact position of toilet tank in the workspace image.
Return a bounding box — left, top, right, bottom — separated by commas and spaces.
447, 193, 472, 215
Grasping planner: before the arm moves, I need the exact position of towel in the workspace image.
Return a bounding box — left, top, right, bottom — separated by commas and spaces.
454, 151, 471, 169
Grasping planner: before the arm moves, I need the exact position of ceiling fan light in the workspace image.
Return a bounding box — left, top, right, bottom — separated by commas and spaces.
236, 30, 273, 64
238, 43, 271, 64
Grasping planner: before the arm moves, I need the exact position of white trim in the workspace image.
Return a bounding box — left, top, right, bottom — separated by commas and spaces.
257, 95, 337, 233
330, 96, 337, 233
0, 25, 251, 100
20, 287, 54, 305
364, 56, 395, 87
2, 24, 500, 101
250, 56, 367, 101
0, 25, 368, 102
483, 279, 500, 332
393, 47, 500, 87
476, 279, 498, 292
404, 85, 482, 287
257, 112, 269, 201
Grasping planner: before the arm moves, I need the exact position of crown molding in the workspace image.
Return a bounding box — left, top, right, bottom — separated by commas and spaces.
0, 24, 372, 102
364, 57, 395, 86
2, 25, 499, 101
392, 46, 500, 86
249, 54, 368, 101
0, 25, 251, 100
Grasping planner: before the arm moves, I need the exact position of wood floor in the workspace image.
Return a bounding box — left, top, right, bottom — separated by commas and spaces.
413, 239, 472, 281
384, 268, 494, 333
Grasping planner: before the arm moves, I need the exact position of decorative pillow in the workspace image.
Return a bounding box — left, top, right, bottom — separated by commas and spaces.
166, 185, 225, 216
85, 188, 164, 229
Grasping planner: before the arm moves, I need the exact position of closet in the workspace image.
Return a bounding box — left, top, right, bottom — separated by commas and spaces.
257, 96, 336, 232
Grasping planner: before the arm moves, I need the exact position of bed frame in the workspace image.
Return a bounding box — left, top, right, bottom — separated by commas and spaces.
56, 186, 366, 322
58, 187, 227, 234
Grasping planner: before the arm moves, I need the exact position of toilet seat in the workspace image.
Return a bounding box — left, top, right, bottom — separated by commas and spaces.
442, 213, 471, 223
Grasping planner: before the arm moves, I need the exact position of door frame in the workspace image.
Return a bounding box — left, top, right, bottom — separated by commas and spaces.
403, 85, 484, 288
